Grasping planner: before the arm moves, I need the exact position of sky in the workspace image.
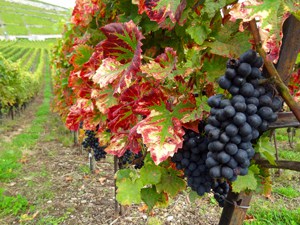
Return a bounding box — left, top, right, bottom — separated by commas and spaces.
39, 0, 76, 9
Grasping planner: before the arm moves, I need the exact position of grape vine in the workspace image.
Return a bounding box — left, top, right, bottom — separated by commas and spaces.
51, 0, 300, 213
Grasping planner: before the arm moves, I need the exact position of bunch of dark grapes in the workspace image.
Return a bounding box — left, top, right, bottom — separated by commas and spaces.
120, 150, 144, 169
205, 49, 283, 181
82, 130, 107, 161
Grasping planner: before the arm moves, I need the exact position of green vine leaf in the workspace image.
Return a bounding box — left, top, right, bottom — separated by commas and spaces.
140, 164, 162, 185
141, 186, 166, 212
116, 169, 143, 205
232, 165, 260, 193
255, 136, 277, 166
156, 167, 186, 197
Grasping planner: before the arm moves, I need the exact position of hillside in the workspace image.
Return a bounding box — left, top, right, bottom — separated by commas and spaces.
0, 0, 71, 36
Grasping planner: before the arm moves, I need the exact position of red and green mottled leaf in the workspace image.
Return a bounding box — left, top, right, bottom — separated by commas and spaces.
71, 0, 104, 27
69, 44, 94, 70
92, 21, 144, 92
156, 167, 186, 197
106, 82, 167, 132
136, 101, 194, 165
141, 47, 177, 80
181, 96, 210, 123
105, 133, 129, 157
138, 0, 179, 23
91, 86, 118, 114
66, 98, 94, 131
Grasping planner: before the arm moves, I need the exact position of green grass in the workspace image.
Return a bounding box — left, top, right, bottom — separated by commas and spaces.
0, 188, 28, 216
245, 207, 300, 225
273, 186, 300, 199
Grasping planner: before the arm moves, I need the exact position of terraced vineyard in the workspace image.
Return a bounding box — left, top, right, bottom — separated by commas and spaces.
0, 0, 70, 35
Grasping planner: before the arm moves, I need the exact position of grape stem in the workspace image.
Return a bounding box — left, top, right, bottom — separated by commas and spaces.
249, 19, 300, 122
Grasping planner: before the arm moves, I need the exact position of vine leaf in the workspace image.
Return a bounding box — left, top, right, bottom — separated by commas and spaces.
140, 164, 162, 185
141, 186, 167, 212
116, 169, 143, 205
91, 86, 118, 114
105, 133, 129, 157
202, 55, 228, 82
107, 82, 167, 132
156, 167, 186, 197
69, 44, 94, 70
256, 136, 277, 166
66, 98, 94, 131
232, 165, 260, 193
204, 21, 252, 58
137, 0, 186, 27
186, 24, 211, 46
229, 0, 291, 62
136, 101, 194, 165
141, 47, 177, 81
202, 0, 227, 18
92, 20, 144, 93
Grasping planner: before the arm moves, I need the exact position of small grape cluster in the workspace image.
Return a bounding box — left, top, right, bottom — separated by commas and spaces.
120, 150, 144, 169
212, 179, 230, 207
205, 49, 283, 181
82, 130, 107, 161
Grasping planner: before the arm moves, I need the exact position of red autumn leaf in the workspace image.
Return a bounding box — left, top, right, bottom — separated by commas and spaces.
105, 129, 142, 157
68, 71, 93, 99
71, 0, 105, 27
106, 82, 167, 132
66, 98, 94, 131
92, 21, 144, 93
91, 86, 118, 114
137, 0, 186, 27
141, 47, 177, 80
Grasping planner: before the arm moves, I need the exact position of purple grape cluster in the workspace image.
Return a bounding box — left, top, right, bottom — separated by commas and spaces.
82, 130, 107, 161
205, 50, 283, 181
120, 150, 144, 169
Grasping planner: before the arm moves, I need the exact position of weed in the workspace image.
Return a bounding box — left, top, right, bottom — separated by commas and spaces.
0, 188, 28, 216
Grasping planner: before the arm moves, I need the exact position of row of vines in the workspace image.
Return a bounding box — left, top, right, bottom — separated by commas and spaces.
51, 0, 300, 222
0, 42, 48, 119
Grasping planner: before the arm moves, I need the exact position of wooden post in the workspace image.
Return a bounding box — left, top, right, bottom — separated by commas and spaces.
219, 191, 253, 225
